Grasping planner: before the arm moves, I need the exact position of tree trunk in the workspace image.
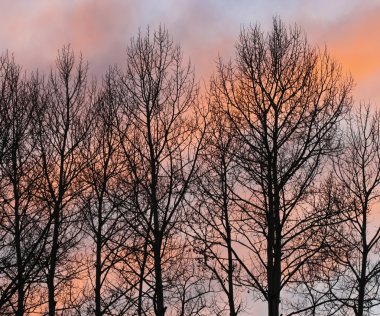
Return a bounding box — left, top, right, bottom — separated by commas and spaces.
151, 171, 165, 315
15, 207, 25, 316
222, 160, 237, 316
267, 145, 281, 316
153, 235, 165, 316
357, 205, 368, 316
47, 209, 60, 316
137, 224, 151, 316
13, 149, 24, 316
95, 206, 103, 316
226, 222, 237, 316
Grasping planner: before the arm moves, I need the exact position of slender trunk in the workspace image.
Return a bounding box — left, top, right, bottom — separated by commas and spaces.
153, 206, 165, 316
267, 196, 280, 316
47, 91, 69, 316
15, 192, 25, 316
153, 238, 165, 316
267, 135, 281, 316
357, 253, 367, 316
95, 146, 114, 316
270, 193, 281, 316
268, 249, 281, 316
222, 157, 237, 316
15, 215, 25, 316
267, 215, 281, 316
150, 160, 165, 315
137, 224, 151, 316
47, 208, 60, 316
269, 112, 282, 316
225, 213, 236, 316
16, 284, 24, 316
357, 203, 368, 316
180, 296, 186, 316
151, 164, 165, 315
146, 101, 165, 315
95, 203, 103, 316
13, 145, 25, 316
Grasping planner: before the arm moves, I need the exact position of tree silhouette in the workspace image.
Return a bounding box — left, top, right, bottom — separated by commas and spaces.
188, 99, 243, 315
329, 105, 380, 316
34, 46, 93, 315
0, 53, 48, 315
209, 17, 352, 316
4, 19, 380, 316
116, 27, 205, 315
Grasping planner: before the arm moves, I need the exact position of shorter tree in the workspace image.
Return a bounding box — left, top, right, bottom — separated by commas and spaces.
188, 100, 243, 316
330, 104, 380, 316
290, 105, 380, 316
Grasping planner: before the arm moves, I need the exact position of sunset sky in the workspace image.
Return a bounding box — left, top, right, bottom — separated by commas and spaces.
1, 0, 379, 104
1, 2, 380, 315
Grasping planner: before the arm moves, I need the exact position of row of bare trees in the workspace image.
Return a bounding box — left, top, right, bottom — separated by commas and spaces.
0, 18, 379, 316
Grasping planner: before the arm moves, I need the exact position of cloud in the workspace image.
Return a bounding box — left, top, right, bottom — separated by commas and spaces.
0, 0, 379, 103
298, 2, 380, 104
0, 0, 141, 72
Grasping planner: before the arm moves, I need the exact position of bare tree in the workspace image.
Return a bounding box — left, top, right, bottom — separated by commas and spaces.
209, 18, 352, 316
0, 19, 369, 316
164, 237, 211, 316
289, 105, 380, 316
0, 54, 48, 315
327, 104, 380, 316
80, 69, 138, 315
283, 174, 349, 316
33, 46, 92, 316
188, 100, 243, 316
116, 27, 205, 315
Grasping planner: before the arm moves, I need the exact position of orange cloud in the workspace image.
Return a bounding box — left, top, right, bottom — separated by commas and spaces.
300, 4, 380, 104
327, 10, 380, 80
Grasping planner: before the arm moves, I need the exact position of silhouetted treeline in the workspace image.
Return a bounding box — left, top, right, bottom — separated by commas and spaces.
0, 18, 379, 316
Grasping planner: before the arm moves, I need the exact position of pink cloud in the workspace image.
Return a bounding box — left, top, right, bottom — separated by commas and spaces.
298, 4, 380, 104
0, 0, 140, 73
0, 0, 379, 104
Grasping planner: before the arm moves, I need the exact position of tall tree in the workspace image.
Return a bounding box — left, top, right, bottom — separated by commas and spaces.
117, 27, 205, 315
34, 46, 92, 315
81, 69, 137, 315
0, 54, 48, 315
209, 18, 352, 316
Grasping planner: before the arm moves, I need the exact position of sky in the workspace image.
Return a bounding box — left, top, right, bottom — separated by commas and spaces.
0, 1, 379, 313
0, 0, 379, 105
